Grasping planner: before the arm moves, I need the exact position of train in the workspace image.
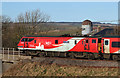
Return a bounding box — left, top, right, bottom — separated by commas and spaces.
17, 35, 120, 60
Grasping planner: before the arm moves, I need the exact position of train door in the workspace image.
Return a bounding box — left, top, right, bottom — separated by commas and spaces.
23, 38, 28, 48
84, 38, 89, 51
90, 38, 98, 52
98, 38, 102, 52
25, 39, 29, 48
104, 39, 110, 53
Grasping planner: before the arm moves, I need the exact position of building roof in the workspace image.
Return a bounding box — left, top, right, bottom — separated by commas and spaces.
93, 28, 118, 36
82, 20, 92, 25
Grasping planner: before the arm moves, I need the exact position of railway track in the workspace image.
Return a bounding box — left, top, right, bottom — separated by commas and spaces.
1, 48, 120, 68
1, 49, 119, 61
24, 56, 120, 68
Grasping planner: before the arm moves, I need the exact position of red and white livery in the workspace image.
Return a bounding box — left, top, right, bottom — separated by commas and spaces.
17, 36, 120, 60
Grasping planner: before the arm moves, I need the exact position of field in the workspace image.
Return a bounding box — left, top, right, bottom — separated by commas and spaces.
2, 23, 82, 48
2, 61, 119, 76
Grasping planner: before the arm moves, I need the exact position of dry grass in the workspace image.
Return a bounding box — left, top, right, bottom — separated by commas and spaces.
3, 61, 119, 76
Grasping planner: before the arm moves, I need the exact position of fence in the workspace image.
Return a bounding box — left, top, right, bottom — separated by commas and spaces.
1, 48, 22, 62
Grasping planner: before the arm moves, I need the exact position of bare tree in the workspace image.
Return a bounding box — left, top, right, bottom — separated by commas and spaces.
2, 15, 12, 23
17, 9, 50, 24
17, 9, 50, 35
17, 13, 25, 23
114, 26, 120, 36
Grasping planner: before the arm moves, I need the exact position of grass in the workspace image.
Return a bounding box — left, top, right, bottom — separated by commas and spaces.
3, 61, 119, 76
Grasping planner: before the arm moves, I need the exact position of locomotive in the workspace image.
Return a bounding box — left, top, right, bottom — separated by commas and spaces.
17, 35, 120, 60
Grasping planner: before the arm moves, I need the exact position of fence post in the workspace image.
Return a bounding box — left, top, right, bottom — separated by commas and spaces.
8, 48, 9, 60
18, 49, 20, 58
13, 48, 14, 61
2, 48, 4, 60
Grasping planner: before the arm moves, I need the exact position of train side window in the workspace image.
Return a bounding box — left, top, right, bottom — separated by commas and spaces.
92, 39, 96, 43
105, 40, 108, 45
34, 40, 36, 43
82, 41, 83, 44
112, 42, 120, 48
82, 28, 85, 31
86, 40, 88, 43
63, 41, 69, 43
98, 38, 101, 43
55, 40, 58, 44
75, 40, 77, 44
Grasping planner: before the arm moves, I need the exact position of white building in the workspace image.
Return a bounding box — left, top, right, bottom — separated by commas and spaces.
82, 20, 93, 36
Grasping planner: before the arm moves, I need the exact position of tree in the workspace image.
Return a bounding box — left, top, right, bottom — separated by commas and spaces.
17, 9, 50, 24
2, 15, 12, 23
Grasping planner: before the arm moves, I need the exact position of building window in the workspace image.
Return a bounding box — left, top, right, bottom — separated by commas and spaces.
92, 39, 96, 43
55, 40, 58, 44
112, 42, 120, 48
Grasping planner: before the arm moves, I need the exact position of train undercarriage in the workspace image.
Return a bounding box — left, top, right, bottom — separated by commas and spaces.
23, 50, 120, 60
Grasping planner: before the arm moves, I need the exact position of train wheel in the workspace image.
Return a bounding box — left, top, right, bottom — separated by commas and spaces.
98, 55, 104, 60
98, 52, 104, 60
54, 52, 59, 57
25, 51, 30, 56
38, 52, 45, 57
69, 52, 75, 58
59, 52, 66, 58
112, 55, 117, 60
87, 53, 95, 60
46, 52, 53, 57
112, 55, 120, 60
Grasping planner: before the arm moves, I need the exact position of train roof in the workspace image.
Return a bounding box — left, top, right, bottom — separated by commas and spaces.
24, 35, 120, 38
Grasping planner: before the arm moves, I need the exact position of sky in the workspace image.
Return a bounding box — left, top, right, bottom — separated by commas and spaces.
2, 2, 118, 23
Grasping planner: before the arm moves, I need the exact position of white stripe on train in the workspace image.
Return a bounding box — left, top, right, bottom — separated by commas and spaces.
18, 37, 84, 52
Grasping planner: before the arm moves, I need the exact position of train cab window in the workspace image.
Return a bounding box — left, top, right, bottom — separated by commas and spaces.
112, 42, 120, 48
55, 40, 58, 44
34, 40, 36, 43
86, 40, 88, 43
82, 41, 83, 44
92, 39, 96, 43
29, 38, 34, 42
21, 38, 34, 42
105, 40, 108, 45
